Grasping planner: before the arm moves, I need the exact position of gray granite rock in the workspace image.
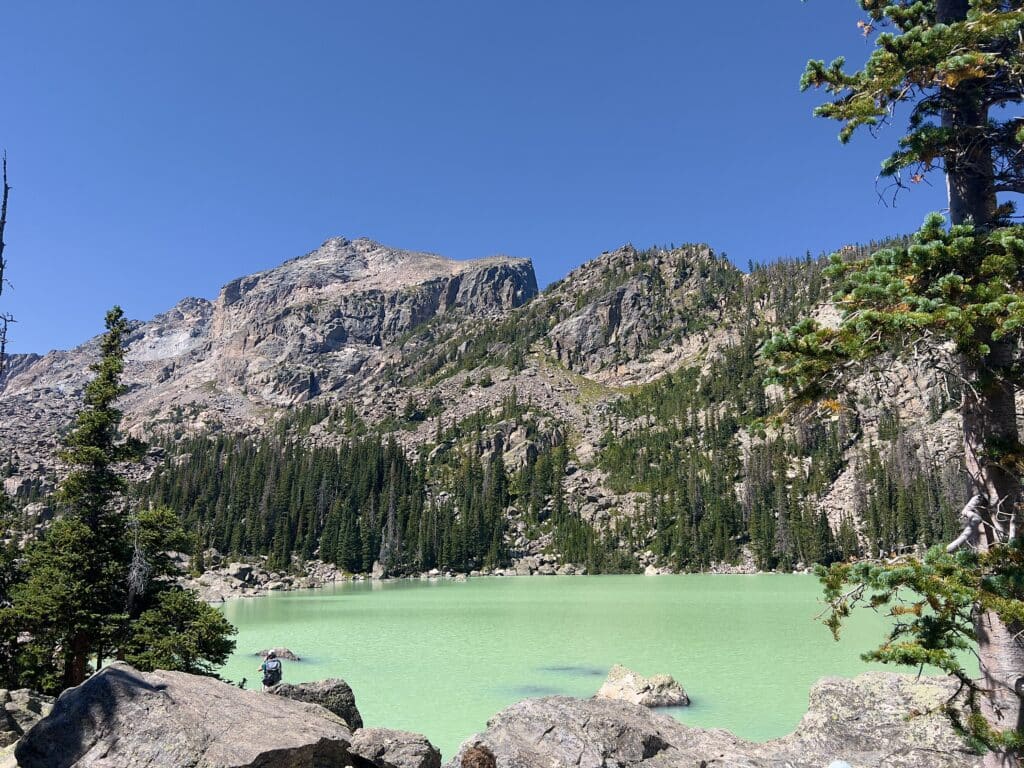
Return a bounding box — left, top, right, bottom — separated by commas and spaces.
350, 727, 441, 768
595, 664, 689, 707
0, 688, 53, 749
446, 672, 981, 768
258, 647, 302, 661
15, 662, 352, 768
269, 677, 363, 729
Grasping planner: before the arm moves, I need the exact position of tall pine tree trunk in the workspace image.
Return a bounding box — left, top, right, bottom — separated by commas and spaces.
937, 0, 996, 232
962, 342, 1024, 767
64, 632, 90, 689
935, 3, 1022, 761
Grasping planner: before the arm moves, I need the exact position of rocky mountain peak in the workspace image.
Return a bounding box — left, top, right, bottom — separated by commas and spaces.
0, 234, 541, 451
220, 237, 534, 311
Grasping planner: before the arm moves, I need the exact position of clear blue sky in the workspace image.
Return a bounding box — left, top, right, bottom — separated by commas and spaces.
2, 2, 951, 354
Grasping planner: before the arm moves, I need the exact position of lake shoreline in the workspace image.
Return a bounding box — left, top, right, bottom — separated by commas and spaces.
183, 550, 815, 604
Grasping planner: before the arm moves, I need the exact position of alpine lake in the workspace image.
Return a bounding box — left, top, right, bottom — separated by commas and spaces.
218, 574, 902, 759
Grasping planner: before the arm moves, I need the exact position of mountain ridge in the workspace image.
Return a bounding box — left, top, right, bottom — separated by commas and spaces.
0, 233, 977, 574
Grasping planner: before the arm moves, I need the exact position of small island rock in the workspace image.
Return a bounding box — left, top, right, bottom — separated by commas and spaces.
595, 664, 689, 707
256, 647, 301, 661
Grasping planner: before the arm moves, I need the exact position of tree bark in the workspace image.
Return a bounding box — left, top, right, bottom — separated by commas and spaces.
63, 631, 90, 690
934, 3, 1020, 762
962, 342, 1023, 767
937, 0, 997, 230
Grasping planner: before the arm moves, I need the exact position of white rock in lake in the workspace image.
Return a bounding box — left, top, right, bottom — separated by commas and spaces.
595, 664, 689, 707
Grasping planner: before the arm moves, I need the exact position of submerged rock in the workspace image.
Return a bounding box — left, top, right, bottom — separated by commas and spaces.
447, 672, 981, 768
16, 662, 353, 768
350, 727, 441, 768
595, 664, 689, 707
269, 678, 364, 729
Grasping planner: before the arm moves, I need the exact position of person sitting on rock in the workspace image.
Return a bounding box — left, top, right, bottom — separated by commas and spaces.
259, 650, 283, 690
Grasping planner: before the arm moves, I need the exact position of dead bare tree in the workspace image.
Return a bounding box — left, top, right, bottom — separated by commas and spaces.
0, 152, 12, 376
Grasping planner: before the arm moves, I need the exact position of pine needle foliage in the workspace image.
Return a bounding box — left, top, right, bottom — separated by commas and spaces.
802, 0, 1024, 218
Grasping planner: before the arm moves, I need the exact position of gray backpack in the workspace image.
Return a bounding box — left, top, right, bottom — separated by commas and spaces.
262, 659, 282, 686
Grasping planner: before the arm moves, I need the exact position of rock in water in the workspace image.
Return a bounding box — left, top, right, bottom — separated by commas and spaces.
257, 647, 301, 661
447, 672, 981, 768
269, 678, 364, 729
350, 728, 441, 768
595, 664, 689, 707
15, 662, 353, 768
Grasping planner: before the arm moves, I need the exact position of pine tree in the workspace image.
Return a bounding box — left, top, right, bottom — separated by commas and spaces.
122, 589, 235, 676
767, 3, 1024, 760
12, 308, 145, 689
9, 309, 235, 693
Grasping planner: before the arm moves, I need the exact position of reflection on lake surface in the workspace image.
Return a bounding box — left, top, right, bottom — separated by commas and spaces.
219, 574, 895, 758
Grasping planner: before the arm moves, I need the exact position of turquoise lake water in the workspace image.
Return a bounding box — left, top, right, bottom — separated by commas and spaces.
218, 574, 897, 759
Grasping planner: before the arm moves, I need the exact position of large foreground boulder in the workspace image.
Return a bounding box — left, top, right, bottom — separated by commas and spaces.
15, 662, 354, 768
594, 664, 689, 707
269, 678, 364, 729
350, 728, 442, 768
447, 672, 982, 768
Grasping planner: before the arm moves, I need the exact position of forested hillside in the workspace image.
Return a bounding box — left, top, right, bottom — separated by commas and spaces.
115, 236, 967, 576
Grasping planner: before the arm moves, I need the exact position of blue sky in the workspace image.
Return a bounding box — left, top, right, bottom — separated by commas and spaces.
1, 2, 953, 354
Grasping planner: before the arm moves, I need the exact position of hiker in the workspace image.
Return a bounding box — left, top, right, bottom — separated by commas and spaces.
259, 650, 283, 690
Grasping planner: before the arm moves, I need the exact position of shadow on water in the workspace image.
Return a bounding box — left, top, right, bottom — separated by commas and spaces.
503, 684, 566, 697
538, 665, 606, 677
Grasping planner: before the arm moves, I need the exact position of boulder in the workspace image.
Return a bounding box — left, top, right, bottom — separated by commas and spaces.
0, 688, 54, 748
269, 678, 363, 729
225, 562, 253, 581
445, 673, 982, 768
595, 664, 689, 707
0, 692, 16, 749
350, 727, 441, 768
769, 672, 982, 766
446, 697, 693, 768
15, 662, 353, 768
5, 689, 54, 734
257, 647, 301, 661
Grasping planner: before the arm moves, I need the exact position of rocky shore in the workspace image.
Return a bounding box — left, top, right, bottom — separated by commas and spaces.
179, 550, 599, 602
9, 662, 981, 768
180, 545, 792, 603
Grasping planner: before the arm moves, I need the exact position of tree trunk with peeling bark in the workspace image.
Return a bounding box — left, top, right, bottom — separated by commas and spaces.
962, 342, 1024, 767
936, 0, 1024, 760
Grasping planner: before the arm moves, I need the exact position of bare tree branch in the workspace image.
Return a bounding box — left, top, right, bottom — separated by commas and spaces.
0, 152, 10, 377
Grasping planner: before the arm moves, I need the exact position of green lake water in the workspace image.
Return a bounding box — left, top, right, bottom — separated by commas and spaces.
218, 574, 897, 759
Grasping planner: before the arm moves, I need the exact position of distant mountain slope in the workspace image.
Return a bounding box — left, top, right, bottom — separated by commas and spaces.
0, 234, 983, 573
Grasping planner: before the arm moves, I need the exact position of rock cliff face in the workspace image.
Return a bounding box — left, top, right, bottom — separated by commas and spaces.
0, 237, 537, 484
208, 237, 536, 404
545, 244, 737, 379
